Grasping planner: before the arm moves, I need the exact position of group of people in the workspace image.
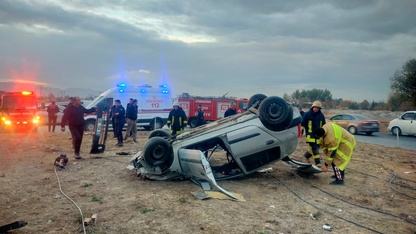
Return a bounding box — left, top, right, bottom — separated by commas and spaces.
300, 101, 356, 185
109, 98, 138, 147
57, 95, 355, 186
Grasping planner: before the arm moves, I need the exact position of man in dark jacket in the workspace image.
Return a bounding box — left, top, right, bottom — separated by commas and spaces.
112, 99, 126, 146
61, 96, 97, 159
197, 105, 205, 127
301, 101, 326, 167
124, 99, 138, 143
109, 104, 117, 138
46, 101, 59, 132
167, 101, 187, 135
224, 101, 237, 118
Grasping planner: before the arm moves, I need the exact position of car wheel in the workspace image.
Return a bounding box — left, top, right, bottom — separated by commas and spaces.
148, 129, 171, 140
348, 126, 357, 135
143, 137, 173, 169
258, 96, 290, 131
189, 117, 198, 128
391, 127, 402, 136
84, 120, 96, 132
247, 94, 267, 109
150, 118, 164, 130
365, 132, 373, 136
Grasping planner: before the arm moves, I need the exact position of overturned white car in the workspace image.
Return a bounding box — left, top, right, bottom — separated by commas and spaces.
129, 94, 320, 198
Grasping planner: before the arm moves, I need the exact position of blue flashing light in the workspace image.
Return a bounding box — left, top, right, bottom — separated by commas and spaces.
140, 89, 147, 93
161, 90, 169, 94
119, 89, 124, 93
159, 84, 168, 88
117, 83, 127, 87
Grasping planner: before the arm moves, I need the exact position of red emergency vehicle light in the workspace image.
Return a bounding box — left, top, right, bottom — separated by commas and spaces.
21, 91, 33, 95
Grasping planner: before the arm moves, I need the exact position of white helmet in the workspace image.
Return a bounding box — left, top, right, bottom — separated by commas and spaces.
172, 101, 179, 107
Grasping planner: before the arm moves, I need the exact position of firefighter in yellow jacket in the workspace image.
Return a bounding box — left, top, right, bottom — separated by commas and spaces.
313, 123, 356, 185
167, 101, 188, 136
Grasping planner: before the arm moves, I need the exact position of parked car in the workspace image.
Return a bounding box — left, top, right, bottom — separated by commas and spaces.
129, 94, 322, 198
328, 113, 380, 135
38, 105, 65, 125
387, 111, 416, 136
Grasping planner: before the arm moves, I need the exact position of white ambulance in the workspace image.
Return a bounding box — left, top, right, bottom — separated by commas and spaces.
83, 83, 172, 132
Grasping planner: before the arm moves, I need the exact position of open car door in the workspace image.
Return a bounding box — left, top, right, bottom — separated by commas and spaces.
178, 149, 237, 200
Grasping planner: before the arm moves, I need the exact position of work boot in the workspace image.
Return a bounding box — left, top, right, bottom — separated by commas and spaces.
330, 179, 344, 185
304, 152, 313, 163
74, 155, 84, 160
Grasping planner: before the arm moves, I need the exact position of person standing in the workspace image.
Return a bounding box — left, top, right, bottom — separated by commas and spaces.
60, 96, 97, 159
46, 101, 59, 132
124, 99, 138, 143
224, 101, 237, 118
301, 101, 326, 166
298, 107, 305, 118
197, 105, 205, 127
167, 101, 187, 136
313, 123, 356, 185
112, 100, 126, 146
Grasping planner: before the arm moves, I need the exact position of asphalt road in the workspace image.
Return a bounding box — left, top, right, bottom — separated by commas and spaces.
354, 132, 416, 151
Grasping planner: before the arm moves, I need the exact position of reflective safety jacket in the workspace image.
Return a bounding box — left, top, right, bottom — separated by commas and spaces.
320, 123, 356, 170
167, 107, 188, 135
301, 108, 326, 143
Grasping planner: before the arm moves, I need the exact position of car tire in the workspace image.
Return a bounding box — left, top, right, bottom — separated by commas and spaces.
348, 126, 357, 135
143, 137, 173, 169
391, 127, 402, 136
189, 117, 198, 128
84, 120, 96, 132
148, 129, 171, 140
258, 96, 291, 131
247, 94, 267, 109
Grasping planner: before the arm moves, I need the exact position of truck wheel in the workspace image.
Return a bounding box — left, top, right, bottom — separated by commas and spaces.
189, 117, 198, 128
247, 94, 267, 109
84, 120, 96, 132
258, 96, 290, 131
143, 137, 173, 170
150, 118, 164, 130
148, 129, 171, 140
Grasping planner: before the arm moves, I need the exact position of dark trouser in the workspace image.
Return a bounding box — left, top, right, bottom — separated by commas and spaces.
304, 142, 321, 165
332, 163, 344, 181
115, 123, 124, 144
48, 116, 57, 132
69, 125, 84, 156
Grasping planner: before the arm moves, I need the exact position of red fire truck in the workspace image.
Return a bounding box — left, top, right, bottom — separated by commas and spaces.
0, 91, 40, 132
177, 94, 248, 128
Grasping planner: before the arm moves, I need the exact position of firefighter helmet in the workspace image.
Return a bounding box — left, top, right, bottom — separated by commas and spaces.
311, 101, 322, 108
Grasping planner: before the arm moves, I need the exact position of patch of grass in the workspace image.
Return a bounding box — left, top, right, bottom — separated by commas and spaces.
82, 182, 93, 187
313, 211, 322, 219
91, 196, 102, 202
141, 209, 155, 214
179, 197, 187, 204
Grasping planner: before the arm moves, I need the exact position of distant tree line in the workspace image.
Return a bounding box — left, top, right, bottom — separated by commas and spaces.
283, 58, 416, 111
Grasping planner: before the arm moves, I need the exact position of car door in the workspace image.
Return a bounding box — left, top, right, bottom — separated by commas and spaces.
400, 112, 414, 134
409, 113, 416, 134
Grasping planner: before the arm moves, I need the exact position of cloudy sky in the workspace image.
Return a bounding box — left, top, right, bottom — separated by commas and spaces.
0, 0, 415, 102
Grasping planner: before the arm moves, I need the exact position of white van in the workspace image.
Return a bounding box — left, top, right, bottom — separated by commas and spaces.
83, 84, 172, 132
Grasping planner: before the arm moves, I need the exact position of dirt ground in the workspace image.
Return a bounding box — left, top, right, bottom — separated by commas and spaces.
0, 124, 415, 234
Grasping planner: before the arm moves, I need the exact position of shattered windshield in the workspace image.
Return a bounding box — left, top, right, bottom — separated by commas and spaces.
2, 96, 38, 110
